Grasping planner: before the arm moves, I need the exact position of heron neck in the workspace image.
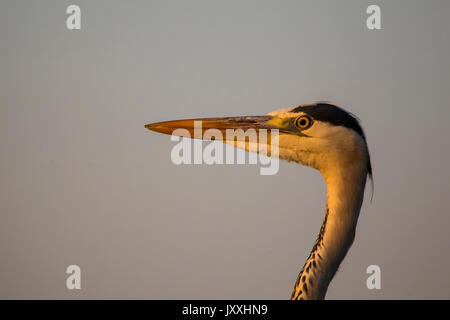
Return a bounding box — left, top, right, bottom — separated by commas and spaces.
291, 165, 367, 300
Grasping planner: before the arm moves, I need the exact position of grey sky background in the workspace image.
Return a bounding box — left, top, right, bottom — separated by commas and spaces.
1, 0, 449, 299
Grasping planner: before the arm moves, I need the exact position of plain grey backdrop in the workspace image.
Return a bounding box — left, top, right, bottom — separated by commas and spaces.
1, 0, 449, 299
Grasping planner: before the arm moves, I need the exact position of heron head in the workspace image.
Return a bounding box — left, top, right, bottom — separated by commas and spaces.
145, 102, 372, 181
266, 102, 372, 180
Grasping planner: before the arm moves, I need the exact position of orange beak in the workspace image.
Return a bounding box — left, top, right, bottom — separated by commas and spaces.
145, 116, 276, 141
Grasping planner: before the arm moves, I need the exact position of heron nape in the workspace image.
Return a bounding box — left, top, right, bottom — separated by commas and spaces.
145, 102, 372, 300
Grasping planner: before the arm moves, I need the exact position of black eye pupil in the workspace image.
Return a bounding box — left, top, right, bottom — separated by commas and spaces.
299, 119, 306, 126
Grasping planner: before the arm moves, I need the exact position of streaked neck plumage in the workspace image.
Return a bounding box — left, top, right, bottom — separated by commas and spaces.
291, 157, 368, 300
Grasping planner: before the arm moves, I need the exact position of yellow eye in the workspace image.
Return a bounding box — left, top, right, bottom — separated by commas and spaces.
295, 115, 312, 129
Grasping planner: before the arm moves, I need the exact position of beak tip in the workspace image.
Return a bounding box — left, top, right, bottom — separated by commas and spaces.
145, 122, 171, 135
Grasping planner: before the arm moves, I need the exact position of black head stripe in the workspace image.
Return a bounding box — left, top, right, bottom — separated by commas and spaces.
292, 103, 365, 138
291, 102, 373, 179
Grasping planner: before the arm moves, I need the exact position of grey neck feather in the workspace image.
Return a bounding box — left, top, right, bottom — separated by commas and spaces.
291, 167, 367, 300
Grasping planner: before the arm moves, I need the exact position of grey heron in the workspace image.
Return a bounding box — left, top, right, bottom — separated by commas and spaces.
145, 102, 372, 300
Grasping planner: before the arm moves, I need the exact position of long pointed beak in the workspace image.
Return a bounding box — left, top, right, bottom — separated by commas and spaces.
145, 116, 276, 140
